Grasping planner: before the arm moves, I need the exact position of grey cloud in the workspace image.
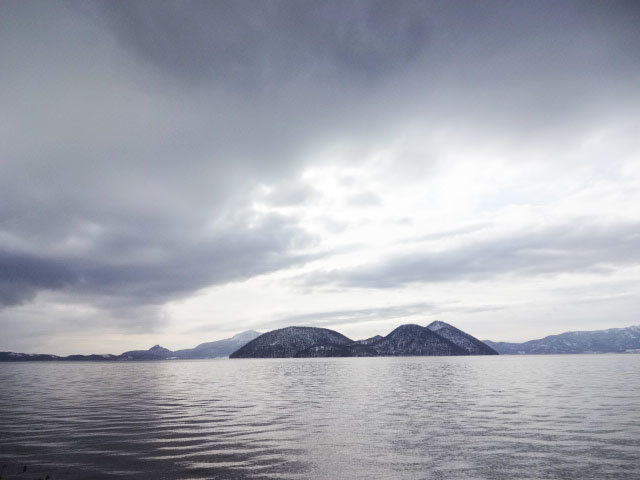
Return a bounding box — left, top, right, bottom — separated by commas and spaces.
262, 181, 318, 207
0, 213, 313, 309
549, 279, 640, 300
0, 1, 329, 316
93, 0, 429, 88
307, 219, 640, 288
228, 301, 507, 332
0, 251, 75, 305
348, 191, 381, 207
274, 302, 437, 328
401, 223, 491, 244
0, 300, 169, 354
204, 302, 437, 333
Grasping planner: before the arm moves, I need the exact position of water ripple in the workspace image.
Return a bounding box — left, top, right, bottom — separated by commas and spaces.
1, 355, 639, 479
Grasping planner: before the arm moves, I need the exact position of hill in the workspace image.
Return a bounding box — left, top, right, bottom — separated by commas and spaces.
230, 326, 353, 358
372, 324, 468, 356
119, 344, 174, 360
230, 323, 493, 358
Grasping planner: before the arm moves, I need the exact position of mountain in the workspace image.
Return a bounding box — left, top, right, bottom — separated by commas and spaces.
485, 325, 640, 354
174, 330, 261, 359
0, 352, 117, 361
427, 321, 498, 355
372, 324, 468, 356
119, 344, 174, 360
230, 326, 353, 358
5, 324, 638, 360
230, 323, 487, 358
0, 352, 61, 361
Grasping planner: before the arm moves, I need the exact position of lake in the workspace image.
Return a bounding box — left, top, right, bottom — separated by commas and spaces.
1, 355, 639, 479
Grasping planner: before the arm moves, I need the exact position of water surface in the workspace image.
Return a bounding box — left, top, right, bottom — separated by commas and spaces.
1, 355, 639, 479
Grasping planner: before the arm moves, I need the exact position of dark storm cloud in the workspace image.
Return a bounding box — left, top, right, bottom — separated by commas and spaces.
0, 0, 335, 314
0, 251, 75, 305
0, 213, 312, 308
93, 0, 430, 87
308, 219, 640, 288
0, 0, 430, 315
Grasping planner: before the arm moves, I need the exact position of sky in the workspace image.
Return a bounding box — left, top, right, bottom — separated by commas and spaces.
1, 0, 640, 355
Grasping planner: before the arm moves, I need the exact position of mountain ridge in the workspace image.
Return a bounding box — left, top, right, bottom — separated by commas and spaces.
427, 321, 498, 355
230, 322, 490, 358
371, 324, 468, 356
0, 330, 261, 362
4, 324, 639, 361
485, 325, 640, 354
173, 330, 261, 359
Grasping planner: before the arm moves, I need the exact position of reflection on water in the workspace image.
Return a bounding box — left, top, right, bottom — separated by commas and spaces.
1, 355, 639, 479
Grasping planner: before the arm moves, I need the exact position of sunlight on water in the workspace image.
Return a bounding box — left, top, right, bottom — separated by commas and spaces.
1, 355, 639, 479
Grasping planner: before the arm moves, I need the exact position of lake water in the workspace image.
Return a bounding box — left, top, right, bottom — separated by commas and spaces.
1, 355, 639, 479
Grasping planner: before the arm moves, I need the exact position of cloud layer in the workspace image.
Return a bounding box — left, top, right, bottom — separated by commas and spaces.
1, 0, 640, 353
309, 219, 640, 288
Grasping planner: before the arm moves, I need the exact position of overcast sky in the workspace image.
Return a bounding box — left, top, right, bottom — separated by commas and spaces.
2, 0, 640, 355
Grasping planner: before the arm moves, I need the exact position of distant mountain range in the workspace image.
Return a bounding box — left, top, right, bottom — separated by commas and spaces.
0, 330, 261, 362
117, 330, 262, 360
172, 330, 261, 359
485, 325, 640, 354
230, 321, 497, 358
428, 321, 497, 355
3, 324, 638, 361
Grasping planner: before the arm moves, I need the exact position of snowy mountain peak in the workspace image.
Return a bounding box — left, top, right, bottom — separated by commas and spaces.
426, 321, 452, 332
426, 321, 497, 355
231, 330, 261, 341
